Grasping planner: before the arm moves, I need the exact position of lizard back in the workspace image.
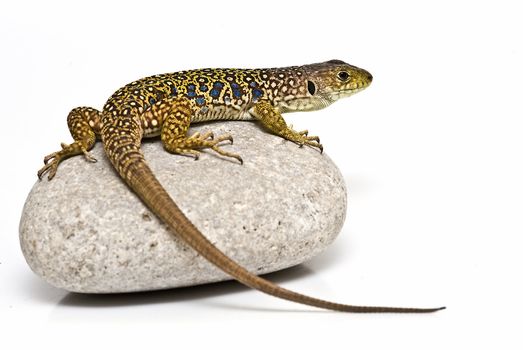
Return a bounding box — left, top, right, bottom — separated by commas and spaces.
103, 66, 310, 138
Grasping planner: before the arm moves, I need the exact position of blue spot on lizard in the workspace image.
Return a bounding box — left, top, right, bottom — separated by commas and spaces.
195, 97, 206, 106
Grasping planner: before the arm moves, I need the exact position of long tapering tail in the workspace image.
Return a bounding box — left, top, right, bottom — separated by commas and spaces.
109, 141, 444, 313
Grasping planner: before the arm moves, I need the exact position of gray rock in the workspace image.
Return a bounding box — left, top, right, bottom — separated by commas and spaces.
19, 121, 347, 293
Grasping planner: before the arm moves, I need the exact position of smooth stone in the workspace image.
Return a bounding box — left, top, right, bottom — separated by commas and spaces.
19, 121, 347, 293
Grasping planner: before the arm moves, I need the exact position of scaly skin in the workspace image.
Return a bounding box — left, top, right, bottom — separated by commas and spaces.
38, 60, 444, 313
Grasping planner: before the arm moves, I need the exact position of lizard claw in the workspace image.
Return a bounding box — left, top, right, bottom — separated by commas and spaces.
43, 151, 59, 165
298, 129, 309, 136
38, 140, 97, 180
83, 150, 97, 163
209, 133, 242, 163
291, 134, 323, 153
38, 155, 61, 180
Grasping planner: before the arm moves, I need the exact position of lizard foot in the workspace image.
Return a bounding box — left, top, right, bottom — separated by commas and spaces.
285, 130, 323, 153
38, 141, 97, 180
202, 133, 242, 163
164, 132, 243, 164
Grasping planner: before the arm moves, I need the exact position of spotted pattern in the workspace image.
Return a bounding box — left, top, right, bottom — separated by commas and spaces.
101, 66, 313, 138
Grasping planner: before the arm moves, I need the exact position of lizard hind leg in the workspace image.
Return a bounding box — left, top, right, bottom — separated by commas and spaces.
157, 99, 243, 164
38, 107, 102, 180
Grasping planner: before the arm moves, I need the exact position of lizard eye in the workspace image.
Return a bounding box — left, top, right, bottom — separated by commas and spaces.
337, 71, 350, 81
307, 81, 316, 95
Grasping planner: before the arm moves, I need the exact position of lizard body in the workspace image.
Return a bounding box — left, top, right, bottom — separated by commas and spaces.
38, 60, 444, 313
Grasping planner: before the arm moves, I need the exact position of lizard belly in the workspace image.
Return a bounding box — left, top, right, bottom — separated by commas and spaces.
142, 104, 253, 138
191, 104, 254, 123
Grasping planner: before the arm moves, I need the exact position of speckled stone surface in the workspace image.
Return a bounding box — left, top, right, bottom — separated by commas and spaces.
19, 121, 347, 293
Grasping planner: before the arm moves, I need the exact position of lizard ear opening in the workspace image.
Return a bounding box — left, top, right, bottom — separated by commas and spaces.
307, 81, 316, 95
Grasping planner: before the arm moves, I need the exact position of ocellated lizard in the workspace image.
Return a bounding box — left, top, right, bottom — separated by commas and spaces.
38, 60, 444, 313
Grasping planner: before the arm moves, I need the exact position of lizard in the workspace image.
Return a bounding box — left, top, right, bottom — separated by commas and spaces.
37, 59, 444, 313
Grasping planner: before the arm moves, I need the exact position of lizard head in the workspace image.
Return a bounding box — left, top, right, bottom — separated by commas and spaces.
279, 60, 373, 112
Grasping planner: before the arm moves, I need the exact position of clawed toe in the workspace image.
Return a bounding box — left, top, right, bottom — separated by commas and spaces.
307, 140, 323, 153
83, 150, 97, 163
200, 131, 214, 141
209, 137, 242, 163
291, 134, 323, 153
38, 140, 96, 181
298, 130, 309, 136
210, 144, 243, 164
38, 158, 59, 180
209, 133, 240, 162
303, 136, 323, 153
43, 152, 58, 165
213, 133, 234, 145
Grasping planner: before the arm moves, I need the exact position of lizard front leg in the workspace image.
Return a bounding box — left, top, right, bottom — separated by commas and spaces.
38, 107, 102, 180
249, 100, 323, 153
152, 98, 243, 163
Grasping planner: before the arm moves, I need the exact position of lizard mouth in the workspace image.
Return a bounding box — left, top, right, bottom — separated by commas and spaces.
328, 85, 368, 101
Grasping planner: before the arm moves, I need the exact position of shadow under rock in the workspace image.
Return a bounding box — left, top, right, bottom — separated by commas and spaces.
57, 263, 315, 308
57, 240, 348, 309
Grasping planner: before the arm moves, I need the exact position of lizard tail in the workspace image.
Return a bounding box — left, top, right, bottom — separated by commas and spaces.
110, 143, 444, 313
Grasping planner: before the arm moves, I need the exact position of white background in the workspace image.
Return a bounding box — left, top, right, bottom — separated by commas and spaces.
1, 0, 522, 348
